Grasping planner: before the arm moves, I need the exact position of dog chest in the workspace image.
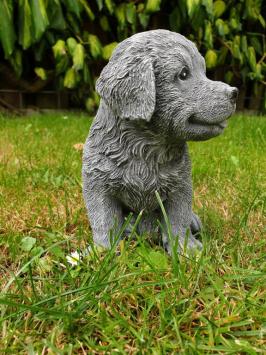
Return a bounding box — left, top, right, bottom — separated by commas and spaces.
114, 157, 188, 212
84, 114, 191, 212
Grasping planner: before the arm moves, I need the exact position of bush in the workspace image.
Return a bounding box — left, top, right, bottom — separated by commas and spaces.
0, 0, 265, 111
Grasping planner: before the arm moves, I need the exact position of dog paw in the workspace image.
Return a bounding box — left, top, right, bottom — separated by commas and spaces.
190, 212, 202, 236
163, 232, 202, 256
185, 235, 203, 251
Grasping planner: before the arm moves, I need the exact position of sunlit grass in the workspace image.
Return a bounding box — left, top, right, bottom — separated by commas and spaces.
0, 113, 265, 353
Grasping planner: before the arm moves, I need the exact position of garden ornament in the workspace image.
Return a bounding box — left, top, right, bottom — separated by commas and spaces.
82, 29, 238, 254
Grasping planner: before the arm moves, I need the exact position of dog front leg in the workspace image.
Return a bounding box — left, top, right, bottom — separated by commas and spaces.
190, 211, 202, 236
83, 188, 123, 249
162, 186, 202, 254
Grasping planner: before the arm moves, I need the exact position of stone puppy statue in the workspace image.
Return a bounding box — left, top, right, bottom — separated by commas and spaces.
82, 30, 238, 253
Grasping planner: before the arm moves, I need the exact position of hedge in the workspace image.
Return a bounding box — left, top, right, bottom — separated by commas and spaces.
0, 0, 265, 111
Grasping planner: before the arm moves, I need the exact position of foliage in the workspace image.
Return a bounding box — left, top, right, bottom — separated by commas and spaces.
0, 0, 265, 111
0, 113, 265, 352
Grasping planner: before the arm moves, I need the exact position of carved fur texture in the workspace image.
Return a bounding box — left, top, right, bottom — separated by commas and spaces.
82, 30, 237, 253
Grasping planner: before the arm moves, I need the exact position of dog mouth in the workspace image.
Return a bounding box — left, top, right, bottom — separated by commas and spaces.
188, 114, 227, 129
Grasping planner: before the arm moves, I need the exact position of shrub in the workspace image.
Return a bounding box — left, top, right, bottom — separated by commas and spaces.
0, 0, 265, 111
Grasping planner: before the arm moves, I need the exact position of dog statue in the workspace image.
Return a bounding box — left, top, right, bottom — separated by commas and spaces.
82, 30, 238, 253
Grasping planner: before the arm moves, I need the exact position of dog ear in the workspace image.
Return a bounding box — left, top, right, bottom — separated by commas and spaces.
96, 55, 156, 121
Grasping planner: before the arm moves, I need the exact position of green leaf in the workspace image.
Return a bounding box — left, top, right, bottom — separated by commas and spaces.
64, 67, 78, 88
245, 0, 261, 21
79, 0, 95, 20
190, 8, 205, 30
247, 46, 257, 72
55, 56, 70, 75
31, 246, 44, 257
255, 63, 263, 80
96, 0, 103, 11
53, 40, 67, 60
67, 37, 78, 57
88, 34, 102, 59
146, 0, 161, 13
204, 21, 213, 48
232, 42, 243, 63
231, 36, 243, 64
100, 16, 110, 31
215, 19, 229, 36
50, 245, 64, 258
137, 3, 145, 12
45, 30, 55, 44
230, 17, 237, 30
126, 3, 136, 25
241, 35, 248, 55
47, 0, 66, 30
233, 35, 240, 46
66, 12, 80, 34
9, 49, 23, 77
21, 237, 37, 252
18, 0, 33, 50
115, 4, 126, 27
217, 46, 228, 65
85, 97, 96, 113
92, 90, 100, 105
30, 0, 49, 41
202, 0, 213, 17
135, 248, 169, 271
64, 0, 81, 18
147, 250, 169, 269
225, 70, 233, 84
0, 0, 16, 57
186, 0, 200, 18
250, 37, 263, 55
104, 0, 114, 14
102, 42, 118, 60
205, 49, 217, 68
229, 10, 241, 31
138, 13, 150, 29
73, 43, 85, 70
213, 0, 226, 18
34, 67, 47, 80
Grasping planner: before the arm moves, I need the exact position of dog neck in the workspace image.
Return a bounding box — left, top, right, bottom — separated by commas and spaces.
94, 100, 187, 166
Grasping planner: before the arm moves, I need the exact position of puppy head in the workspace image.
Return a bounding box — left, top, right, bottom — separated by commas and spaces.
96, 30, 237, 141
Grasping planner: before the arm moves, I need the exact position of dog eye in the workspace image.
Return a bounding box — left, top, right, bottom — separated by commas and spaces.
179, 67, 189, 80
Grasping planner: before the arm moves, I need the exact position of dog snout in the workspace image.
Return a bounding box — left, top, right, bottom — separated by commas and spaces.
228, 87, 239, 103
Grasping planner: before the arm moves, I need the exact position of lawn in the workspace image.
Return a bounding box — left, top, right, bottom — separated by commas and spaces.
0, 113, 265, 353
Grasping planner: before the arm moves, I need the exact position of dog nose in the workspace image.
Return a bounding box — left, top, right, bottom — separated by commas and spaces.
229, 87, 238, 103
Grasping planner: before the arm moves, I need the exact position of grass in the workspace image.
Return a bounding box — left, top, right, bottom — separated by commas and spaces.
0, 112, 265, 354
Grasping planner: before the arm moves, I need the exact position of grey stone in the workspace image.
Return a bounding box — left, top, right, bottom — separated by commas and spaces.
82, 29, 238, 253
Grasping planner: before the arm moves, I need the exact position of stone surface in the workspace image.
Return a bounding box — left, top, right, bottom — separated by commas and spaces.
82, 30, 237, 253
